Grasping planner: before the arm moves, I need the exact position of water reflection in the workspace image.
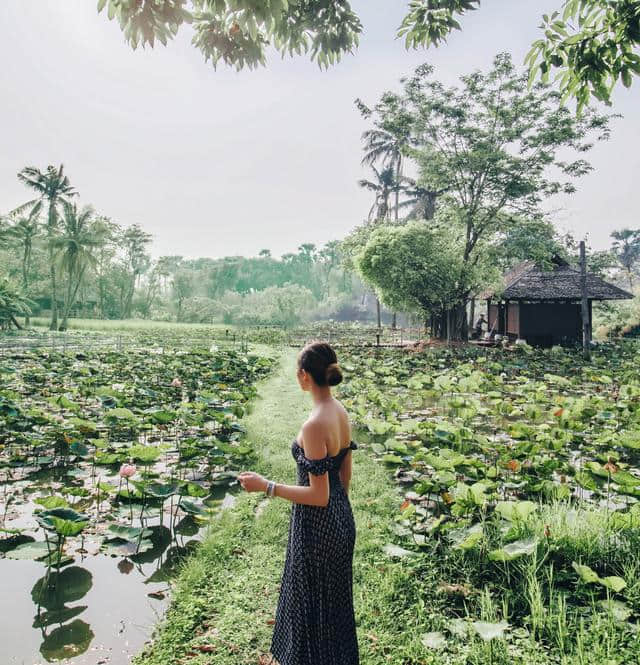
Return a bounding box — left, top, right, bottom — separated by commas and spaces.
31, 566, 94, 662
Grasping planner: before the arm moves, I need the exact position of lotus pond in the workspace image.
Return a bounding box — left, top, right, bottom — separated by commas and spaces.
339, 341, 640, 662
0, 339, 275, 664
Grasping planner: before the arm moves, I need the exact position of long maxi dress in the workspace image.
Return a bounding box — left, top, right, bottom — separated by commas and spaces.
269, 438, 359, 665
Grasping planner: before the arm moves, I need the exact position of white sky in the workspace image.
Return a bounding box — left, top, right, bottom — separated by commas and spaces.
0, 1, 638, 259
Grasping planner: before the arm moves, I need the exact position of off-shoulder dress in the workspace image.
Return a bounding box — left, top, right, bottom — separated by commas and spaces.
269, 438, 359, 665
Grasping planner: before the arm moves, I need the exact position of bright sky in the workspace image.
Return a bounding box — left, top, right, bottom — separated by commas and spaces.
1, 1, 638, 259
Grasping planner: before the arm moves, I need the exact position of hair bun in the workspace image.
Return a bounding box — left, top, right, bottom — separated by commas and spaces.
325, 362, 343, 386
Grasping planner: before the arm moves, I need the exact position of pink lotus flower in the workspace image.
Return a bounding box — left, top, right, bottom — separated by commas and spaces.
171, 377, 182, 387
119, 463, 137, 478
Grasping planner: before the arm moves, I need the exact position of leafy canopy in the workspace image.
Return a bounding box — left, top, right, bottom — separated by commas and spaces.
355, 220, 471, 316
399, 0, 640, 112
98, 1, 640, 109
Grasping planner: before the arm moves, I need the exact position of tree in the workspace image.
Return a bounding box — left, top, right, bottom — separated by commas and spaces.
15, 164, 77, 330
172, 270, 194, 322
0, 279, 33, 330
357, 94, 414, 222
92, 217, 122, 318
396, 177, 448, 221
358, 165, 403, 223
99, 0, 362, 70
393, 52, 611, 337
52, 203, 108, 330
4, 206, 41, 326
399, 0, 640, 112
98, 1, 640, 110
611, 228, 640, 289
121, 224, 152, 318
355, 221, 473, 337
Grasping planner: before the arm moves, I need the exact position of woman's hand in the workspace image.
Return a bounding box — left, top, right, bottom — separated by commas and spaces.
237, 471, 268, 493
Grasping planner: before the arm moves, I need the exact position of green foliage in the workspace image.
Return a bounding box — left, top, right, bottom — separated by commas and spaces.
98, 0, 362, 70
0, 279, 33, 329
355, 220, 468, 317
396, 1, 640, 111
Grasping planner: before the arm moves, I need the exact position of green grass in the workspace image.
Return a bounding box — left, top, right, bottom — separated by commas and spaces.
133, 346, 446, 665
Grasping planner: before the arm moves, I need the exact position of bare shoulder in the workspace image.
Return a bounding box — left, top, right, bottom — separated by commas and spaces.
300, 419, 328, 460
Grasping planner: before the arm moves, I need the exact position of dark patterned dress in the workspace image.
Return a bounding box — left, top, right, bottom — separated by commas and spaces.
269, 438, 359, 665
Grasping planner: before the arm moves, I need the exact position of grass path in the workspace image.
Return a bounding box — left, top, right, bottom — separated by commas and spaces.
133, 346, 439, 665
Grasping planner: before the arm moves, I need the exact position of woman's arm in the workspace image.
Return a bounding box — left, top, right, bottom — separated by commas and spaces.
238, 421, 330, 507
339, 449, 353, 495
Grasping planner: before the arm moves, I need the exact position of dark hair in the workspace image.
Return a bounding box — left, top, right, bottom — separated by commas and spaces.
298, 340, 343, 387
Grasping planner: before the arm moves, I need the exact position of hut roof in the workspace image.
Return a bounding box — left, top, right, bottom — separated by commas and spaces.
489, 256, 633, 302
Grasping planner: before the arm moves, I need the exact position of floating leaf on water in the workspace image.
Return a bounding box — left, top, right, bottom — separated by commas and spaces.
128, 444, 161, 463
106, 524, 152, 541
69, 441, 91, 458
34, 496, 70, 510
145, 482, 179, 499
5, 541, 51, 560
179, 499, 208, 516
102, 537, 155, 557
104, 407, 136, 422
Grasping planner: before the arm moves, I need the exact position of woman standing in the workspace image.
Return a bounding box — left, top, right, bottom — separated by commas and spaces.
238, 341, 359, 664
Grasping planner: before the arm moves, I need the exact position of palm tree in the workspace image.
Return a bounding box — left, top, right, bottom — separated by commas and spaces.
15, 165, 77, 329
358, 166, 404, 328
52, 203, 106, 330
5, 206, 41, 326
361, 120, 412, 222
0, 280, 33, 330
611, 229, 640, 290
397, 177, 450, 221
358, 166, 402, 222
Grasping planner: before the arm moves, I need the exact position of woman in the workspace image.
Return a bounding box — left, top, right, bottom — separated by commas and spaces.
238, 341, 359, 665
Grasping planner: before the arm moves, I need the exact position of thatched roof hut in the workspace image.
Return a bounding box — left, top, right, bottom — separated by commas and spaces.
498, 256, 632, 302
485, 256, 633, 346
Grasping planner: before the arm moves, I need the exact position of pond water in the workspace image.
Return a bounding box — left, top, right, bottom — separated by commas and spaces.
1, 466, 241, 665
0, 345, 273, 663
2, 554, 168, 664
0, 493, 240, 665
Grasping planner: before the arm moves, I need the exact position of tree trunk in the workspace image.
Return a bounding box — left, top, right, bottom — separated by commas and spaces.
392, 312, 397, 329
47, 202, 58, 331
469, 298, 475, 336
434, 304, 469, 341
376, 297, 381, 328
48, 247, 58, 330
22, 246, 30, 327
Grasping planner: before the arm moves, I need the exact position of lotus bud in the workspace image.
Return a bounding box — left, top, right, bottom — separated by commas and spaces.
119, 463, 137, 478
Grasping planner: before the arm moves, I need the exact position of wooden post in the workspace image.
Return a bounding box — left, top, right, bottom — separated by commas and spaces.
580, 241, 591, 360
